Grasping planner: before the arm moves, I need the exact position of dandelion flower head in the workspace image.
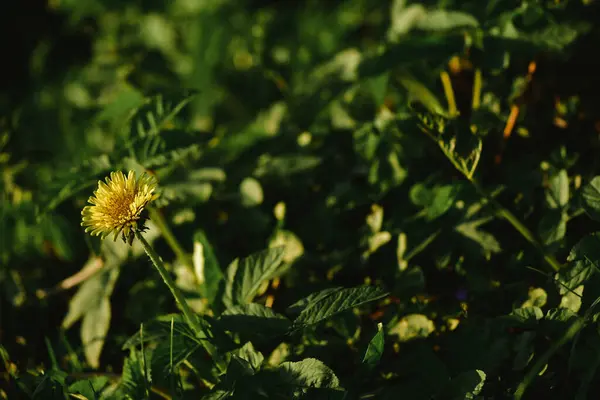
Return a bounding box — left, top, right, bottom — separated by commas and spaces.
81, 171, 158, 243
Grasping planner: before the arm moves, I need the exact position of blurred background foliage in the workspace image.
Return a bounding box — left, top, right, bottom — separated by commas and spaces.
3, 0, 600, 398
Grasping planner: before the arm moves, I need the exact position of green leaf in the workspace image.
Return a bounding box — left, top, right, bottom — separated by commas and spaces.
291, 286, 388, 328
219, 303, 291, 338
362, 323, 385, 368
359, 34, 465, 79
389, 314, 435, 342
276, 358, 341, 390
415, 10, 479, 32
556, 233, 600, 294
62, 261, 119, 369
30, 369, 69, 400
445, 370, 486, 400
425, 184, 461, 220
582, 176, 600, 221
118, 350, 151, 400
194, 230, 224, 304
240, 177, 264, 207
538, 210, 567, 246
287, 287, 343, 316
455, 218, 502, 254
546, 169, 569, 209
81, 297, 111, 370
223, 247, 286, 308
232, 342, 264, 373
397, 74, 446, 116
68, 377, 110, 400
499, 307, 543, 329
149, 324, 203, 380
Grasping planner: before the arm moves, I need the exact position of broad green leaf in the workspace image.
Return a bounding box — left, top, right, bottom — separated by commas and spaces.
366, 72, 390, 106
521, 287, 547, 309
231, 342, 264, 373
388, 0, 478, 40
223, 247, 286, 308
498, 307, 544, 329
287, 287, 343, 316
362, 323, 384, 368
253, 155, 322, 178
276, 358, 341, 389
62, 261, 119, 369
291, 286, 388, 328
427, 185, 461, 220
546, 169, 569, 209
269, 230, 304, 264
559, 285, 583, 313
240, 177, 263, 207
194, 230, 224, 304
415, 10, 479, 32
455, 218, 502, 254
538, 210, 567, 246
389, 314, 435, 342
582, 177, 600, 221
219, 303, 291, 337
81, 297, 111, 370
556, 233, 600, 294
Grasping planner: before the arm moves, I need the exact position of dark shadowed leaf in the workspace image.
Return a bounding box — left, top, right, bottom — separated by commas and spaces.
223, 247, 286, 308
219, 303, 291, 338
556, 233, 600, 294
582, 177, 600, 221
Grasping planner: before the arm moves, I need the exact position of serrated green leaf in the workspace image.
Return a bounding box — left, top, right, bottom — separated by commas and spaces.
291, 286, 388, 328
223, 247, 286, 308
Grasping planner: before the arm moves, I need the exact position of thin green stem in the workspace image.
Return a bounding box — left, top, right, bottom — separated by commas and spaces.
513, 316, 585, 400
470, 179, 562, 272
420, 125, 563, 272
134, 230, 225, 375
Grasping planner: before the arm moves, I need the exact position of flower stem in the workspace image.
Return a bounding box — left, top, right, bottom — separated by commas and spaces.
134, 230, 225, 374
469, 179, 562, 272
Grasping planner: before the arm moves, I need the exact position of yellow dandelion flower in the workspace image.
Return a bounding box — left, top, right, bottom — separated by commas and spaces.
81, 171, 159, 244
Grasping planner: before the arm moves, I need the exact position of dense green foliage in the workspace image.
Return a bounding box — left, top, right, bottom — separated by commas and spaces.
2, 0, 600, 398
